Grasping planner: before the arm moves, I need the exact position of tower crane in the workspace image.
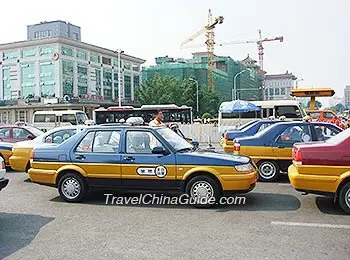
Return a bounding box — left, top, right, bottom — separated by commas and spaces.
181, 9, 224, 90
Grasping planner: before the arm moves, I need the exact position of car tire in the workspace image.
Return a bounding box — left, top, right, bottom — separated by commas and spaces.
58, 172, 87, 202
185, 175, 221, 208
257, 160, 280, 182
338, 181, 350, 214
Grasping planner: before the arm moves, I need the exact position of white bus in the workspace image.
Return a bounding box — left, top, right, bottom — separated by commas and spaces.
218, 100, 306, 133
33, 110, 94, 132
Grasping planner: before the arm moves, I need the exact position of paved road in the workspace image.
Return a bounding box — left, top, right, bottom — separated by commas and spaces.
0, 171, 349, 260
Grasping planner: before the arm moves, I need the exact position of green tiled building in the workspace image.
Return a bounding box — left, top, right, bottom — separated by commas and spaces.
142, 53, 263, 103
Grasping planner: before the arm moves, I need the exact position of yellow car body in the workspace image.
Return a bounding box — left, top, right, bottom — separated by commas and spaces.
0, 144, 13, 166
9, 144, 33, 172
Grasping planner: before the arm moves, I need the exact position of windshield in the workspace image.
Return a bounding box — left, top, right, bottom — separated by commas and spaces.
157, 127, 193, 151
26, 126, 44, 137
252, 123, 277, 138
239, 120, 258, 132
326, 127, 350, 145
76, 112, 88, 124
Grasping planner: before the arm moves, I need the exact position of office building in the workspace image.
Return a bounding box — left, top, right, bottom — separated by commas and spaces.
263, 71, 297, 100
344, 85, 350, 106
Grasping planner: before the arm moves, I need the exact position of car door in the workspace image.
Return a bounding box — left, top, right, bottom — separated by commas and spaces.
272, 125, 312, 169
312, 124, 341, 141
71, 130, 122, 187
121, 130, 177, 190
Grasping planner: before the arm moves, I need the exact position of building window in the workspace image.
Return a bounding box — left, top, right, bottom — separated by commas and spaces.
61, 46, 73, 57
40, 62, 55, 97
90, 53, 100, 63
40, 47, 54, 56
275, 88, 280, 95
3, 51, 19, 60
76, 49, 87, 60
22, 49, 36, 58
103, 69, 112, 99
62, 60, 74, 96
113, 58, 120, 67
133, 75, 140, 90
2, 67, 11, 100
113, 72, 118, 99
77, 65, 88, 95
124, 75, 131, 100
124, 62, 131, 70
281, 88, 286, 95
269, 88, 274, 96
95, 68, 102, 96
132, 65, 140, 72
102, 57, 111, 66
21, 63, 35, 99
73, 32, 79, 40
264, 88, 268, 97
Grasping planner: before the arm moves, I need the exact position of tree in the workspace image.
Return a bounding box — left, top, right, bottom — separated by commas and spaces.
306, 100, 322, 109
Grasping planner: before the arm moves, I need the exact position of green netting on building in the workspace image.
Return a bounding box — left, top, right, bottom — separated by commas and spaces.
142, 54, 263, 103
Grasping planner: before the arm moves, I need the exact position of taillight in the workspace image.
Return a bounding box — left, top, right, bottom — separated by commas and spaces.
293, 147, 302, 165
233, 142, 240, 154
29, 150, 34, 160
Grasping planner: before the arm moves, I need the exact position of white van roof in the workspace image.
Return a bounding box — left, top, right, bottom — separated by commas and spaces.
33, 110, 85, 116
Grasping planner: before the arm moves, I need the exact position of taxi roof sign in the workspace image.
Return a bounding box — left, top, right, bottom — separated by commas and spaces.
291, 88, 335, 97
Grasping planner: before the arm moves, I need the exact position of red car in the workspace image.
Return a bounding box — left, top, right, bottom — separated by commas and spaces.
0, 125, 44, 143
289, 128, 350, 213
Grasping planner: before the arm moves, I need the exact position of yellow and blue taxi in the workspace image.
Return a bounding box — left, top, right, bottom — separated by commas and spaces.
28, 125, 257, 207
233, 121, 342, 182
288, 127, 350, 214
0, 142, 13, 166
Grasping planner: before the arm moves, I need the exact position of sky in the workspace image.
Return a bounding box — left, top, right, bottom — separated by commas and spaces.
1, 0, 349, 106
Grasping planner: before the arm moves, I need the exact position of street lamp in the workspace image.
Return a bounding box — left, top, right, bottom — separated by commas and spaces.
116, 49, 124, 107
189, 78, 199, 116
233, 70, 246, 101
295, 78, 304, 89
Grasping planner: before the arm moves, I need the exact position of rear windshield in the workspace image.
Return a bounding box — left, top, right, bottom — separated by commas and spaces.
326, 128, 350, 145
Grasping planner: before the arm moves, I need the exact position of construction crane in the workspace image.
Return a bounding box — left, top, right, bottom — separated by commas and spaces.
217, 30, 283, 73
181, 9, 224, 90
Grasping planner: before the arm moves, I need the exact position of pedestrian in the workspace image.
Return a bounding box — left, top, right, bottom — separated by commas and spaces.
149, 110, 166, 126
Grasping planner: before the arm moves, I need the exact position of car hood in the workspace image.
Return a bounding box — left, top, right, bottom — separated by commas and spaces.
177, 150, 250, 166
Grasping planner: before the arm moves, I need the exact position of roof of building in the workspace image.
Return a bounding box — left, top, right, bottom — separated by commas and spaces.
28, 20, 81, 28
265, 70, 297, 80
0, 36, 146, 64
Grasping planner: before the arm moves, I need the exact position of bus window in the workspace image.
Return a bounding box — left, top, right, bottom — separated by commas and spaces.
34, 114, 55, 123
76, 112, 88, 124
62, 114, 77, 125
276, 106, 300, 118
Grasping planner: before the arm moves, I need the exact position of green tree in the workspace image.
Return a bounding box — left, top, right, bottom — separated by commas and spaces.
306, 100, 322, 109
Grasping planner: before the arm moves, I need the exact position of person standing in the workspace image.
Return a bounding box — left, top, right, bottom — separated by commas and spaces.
149, 110, 166, 126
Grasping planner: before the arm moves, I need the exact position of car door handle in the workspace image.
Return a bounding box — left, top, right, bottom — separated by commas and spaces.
123, 156, 135, 161
277, 146, 285, 148
75, 154, 86, 160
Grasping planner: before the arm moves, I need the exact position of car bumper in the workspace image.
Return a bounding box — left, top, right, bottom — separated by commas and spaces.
0, 178, 9, 191
288, 164, 339, 194
28, 168, 57, 185
9, 155, 28, 172
221, 170, 258, 192
222, 143, 233, 153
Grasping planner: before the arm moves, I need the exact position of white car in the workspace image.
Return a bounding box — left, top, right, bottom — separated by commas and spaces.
0, 156, 8, 191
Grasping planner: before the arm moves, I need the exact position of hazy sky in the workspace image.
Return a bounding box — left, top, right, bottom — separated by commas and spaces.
1, 0, 349, 103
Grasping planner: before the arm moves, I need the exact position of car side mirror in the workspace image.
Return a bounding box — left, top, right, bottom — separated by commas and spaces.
27, 135, 35, 140
191, 141, 199, 148
152, 146, 168, 155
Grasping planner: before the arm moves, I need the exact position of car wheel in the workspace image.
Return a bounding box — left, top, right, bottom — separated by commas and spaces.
58, 172, 87, 202
186, 175, 221, 208
338, 182, 350, 214
257, 161, 280, 182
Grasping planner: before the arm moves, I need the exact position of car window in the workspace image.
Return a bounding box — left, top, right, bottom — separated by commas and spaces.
277, 125, 312, 143
323, 112, 334, 119
257, 123, 271, 132
126, 131, 163, 154
45, 129, 77, 144
309, 112, 320, 119
76, 132, 95, 152
314, 125, 339, 141
13, 128, 30, 139
0, 128, 10, 138
92, 131, 120, 153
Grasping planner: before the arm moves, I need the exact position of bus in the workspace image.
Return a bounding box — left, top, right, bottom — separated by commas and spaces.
94, 104, 193, 125
218, 100, 306, 133
33, 110, 93, 132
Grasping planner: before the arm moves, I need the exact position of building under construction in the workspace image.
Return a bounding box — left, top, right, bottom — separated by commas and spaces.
142, 52, 263, 103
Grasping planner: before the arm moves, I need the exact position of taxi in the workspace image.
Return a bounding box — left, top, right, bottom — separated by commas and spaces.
233, 122, 342, 182
28, 125, 258, 207
221, 120, 280, 152
288, 127, 350, 214
10, 126, 86, 172
0, 142, 13, 166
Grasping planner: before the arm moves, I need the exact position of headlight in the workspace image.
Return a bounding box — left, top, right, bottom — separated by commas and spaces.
235, 163, 253, 172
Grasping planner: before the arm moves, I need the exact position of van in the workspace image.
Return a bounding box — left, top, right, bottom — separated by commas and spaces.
33, 110, 93, 132
307, 110, 345, 129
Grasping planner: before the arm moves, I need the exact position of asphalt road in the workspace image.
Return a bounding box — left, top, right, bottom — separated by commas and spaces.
0, 171, 349, 260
